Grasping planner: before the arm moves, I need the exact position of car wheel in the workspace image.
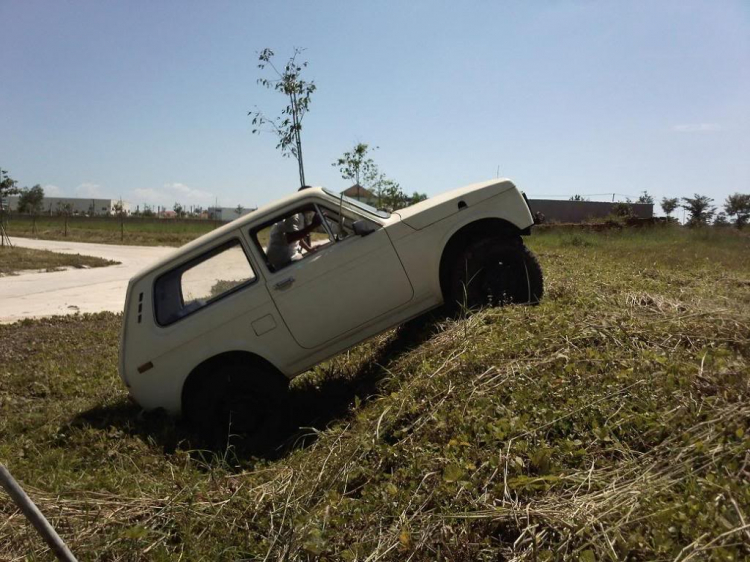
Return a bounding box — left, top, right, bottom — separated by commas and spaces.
448, 236, 543, 311
183, 358, 289, 449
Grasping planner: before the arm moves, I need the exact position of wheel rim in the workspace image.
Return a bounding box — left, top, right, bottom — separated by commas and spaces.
469, 251, 529, 307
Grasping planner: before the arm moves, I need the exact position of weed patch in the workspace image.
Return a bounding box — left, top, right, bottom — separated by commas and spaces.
0, 247, 118, 275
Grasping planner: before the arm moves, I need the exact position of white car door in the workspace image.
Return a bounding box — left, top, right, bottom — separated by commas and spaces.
257, 206, 414, 349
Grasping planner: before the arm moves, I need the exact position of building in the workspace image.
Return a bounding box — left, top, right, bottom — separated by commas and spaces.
527, 199, 653, 223
206, 206, 257, 222
6, 196, 131, 216
342, 184, 378, 206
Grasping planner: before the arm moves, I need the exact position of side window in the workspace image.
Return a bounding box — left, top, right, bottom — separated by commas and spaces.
251, 204, 333, 272
154, 239, 256, 326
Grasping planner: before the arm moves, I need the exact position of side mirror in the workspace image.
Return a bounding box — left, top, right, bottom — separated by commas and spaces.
352, 220, 377, 237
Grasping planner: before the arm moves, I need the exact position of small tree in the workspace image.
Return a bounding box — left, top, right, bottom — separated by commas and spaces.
235, 204, 244, 217
661, 197, 679, 219
56, 202, 72, 237
0, 168, 19, 213
569, 194, 588, 202
332, 143, 380, 189
173, 202, 184, 217
612, 202, 633, 217
370, 176, 427, 211
55, 201, 71, 216
377, 178, 406, 210
409, 191, 428, 205
0, 168, 19, 247
724, 193, 750, 229
250, 48, 316, 189
636, 191, 654, 205
114, 199, 126, 240
17, 184, 45, 214
681, 194, 715, 226
713, 212, 730, 227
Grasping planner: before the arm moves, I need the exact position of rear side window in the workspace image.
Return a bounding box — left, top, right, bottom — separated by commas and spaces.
154, 239, 256, 326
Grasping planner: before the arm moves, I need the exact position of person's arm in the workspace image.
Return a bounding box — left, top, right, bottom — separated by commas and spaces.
285, 214, 322, 244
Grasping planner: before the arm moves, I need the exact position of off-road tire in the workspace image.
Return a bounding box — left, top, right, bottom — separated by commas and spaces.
183, 358, 289, 449
448, 236, 543, 311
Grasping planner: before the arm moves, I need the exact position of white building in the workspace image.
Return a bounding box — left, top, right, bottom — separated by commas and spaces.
6, 196, 131, 216
207, 206, 256, 222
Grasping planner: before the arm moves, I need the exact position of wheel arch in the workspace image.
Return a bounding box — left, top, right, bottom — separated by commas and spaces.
438, 218, 523, 302
180, 350, 285, 417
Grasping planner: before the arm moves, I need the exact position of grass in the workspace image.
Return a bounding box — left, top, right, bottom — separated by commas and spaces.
6, 215, 340, 248
4, 215, 217, 247
0, 247, 119, 276
0, 226, 749, 560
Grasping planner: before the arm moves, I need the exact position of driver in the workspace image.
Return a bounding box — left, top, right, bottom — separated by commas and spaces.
266, 209, 322, 270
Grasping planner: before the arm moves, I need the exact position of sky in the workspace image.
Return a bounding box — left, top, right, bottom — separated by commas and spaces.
1, 1, 748, 215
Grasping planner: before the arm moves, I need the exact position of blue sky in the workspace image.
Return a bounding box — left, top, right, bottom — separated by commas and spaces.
1, 1, 748, 215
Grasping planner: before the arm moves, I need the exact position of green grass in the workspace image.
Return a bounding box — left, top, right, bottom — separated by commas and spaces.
6, 215, 339, 248
0, 247, 119, 275
1, 226, 749, 560
4, 215, 217, 247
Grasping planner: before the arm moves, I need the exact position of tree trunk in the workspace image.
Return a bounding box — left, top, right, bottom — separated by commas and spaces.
289, 91, 305, 188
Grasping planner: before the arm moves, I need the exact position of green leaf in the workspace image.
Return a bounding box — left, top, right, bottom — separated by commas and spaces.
122, 525, 149, 540
302, 527, 326, 555
443, 463, 464, 483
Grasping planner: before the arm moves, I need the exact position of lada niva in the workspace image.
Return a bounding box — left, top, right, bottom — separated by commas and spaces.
119, 179, 543, 439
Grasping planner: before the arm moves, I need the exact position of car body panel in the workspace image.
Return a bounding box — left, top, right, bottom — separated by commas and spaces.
394, 179, 517, 230
265, 226, 414, 349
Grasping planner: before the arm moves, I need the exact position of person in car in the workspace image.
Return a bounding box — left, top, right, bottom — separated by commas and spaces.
266, 210, 322, 270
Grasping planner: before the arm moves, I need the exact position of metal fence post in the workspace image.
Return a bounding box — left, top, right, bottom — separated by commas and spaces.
0, 464, 78, 561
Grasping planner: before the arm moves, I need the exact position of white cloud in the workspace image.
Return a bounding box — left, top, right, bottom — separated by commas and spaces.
43, 184, 63, 196
163, 182, 214, 203
132, 183, 215, 206
75, 182, 103, 198
672, 123, 722, 133
132, 188, 162, 202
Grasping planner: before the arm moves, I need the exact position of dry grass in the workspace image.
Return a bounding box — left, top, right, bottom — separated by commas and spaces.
0, 246, 118, 276
0, 226, 749, 560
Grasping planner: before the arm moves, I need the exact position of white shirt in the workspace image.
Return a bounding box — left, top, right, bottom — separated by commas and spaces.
266, 213, 303, 270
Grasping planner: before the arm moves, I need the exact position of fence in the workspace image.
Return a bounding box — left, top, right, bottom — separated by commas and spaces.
2, 213, 220, 244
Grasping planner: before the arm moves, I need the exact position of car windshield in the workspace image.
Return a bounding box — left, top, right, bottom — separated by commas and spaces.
322, 188, 391, 219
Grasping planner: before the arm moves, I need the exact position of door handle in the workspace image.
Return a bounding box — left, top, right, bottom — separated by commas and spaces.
274, 277, 295, 291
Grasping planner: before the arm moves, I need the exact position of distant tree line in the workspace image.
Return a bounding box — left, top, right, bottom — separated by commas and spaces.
568, 189, 750, 228
661, 193, 750, 228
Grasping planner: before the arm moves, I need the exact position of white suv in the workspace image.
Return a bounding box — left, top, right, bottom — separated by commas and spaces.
119, 179, 543, 439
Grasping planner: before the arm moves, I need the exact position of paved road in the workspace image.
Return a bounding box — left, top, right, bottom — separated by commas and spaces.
0, 238, 175, 324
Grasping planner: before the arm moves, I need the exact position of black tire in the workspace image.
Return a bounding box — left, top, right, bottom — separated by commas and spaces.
447, 236, 543, 311
183, 357, 289, 449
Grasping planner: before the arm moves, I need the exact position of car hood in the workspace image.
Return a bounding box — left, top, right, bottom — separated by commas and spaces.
393, 178, 517, 230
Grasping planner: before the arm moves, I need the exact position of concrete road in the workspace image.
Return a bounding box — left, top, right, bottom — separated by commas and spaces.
0, 238, 175, 324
